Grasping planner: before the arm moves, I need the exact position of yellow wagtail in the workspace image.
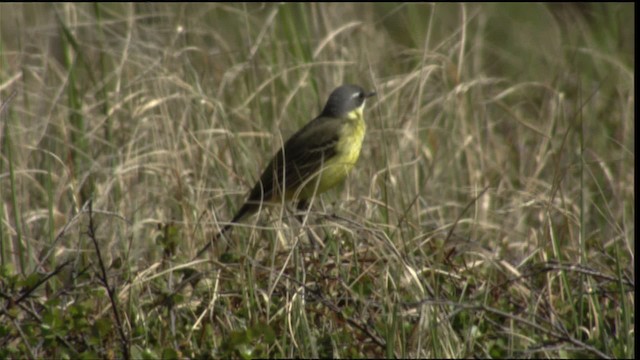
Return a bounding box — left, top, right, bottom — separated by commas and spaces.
196, 84, 376, 257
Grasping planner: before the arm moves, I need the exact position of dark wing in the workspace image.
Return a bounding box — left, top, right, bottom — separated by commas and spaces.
246, 115, 343, 204
230, 115, 344, 223
205, 118, 343, 251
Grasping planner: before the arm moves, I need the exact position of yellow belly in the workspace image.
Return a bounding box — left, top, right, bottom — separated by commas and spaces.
292, 115, 365, 200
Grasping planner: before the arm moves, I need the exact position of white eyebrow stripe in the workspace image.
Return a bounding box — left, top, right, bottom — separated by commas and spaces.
351, 92, 361, 98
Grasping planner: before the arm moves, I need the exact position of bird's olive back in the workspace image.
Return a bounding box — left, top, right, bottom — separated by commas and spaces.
320, 84, 368, 118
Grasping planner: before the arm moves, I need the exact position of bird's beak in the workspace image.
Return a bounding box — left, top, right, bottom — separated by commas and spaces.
366, 91, 377, 98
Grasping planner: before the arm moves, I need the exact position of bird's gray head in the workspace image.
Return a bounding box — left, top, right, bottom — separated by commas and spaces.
320, 84, 376, 118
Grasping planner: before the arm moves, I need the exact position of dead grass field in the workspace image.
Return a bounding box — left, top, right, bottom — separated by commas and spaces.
0, 3, 634, 358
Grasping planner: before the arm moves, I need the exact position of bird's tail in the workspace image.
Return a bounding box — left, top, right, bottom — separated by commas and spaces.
192, 201, 257, 260
192, 222, 233, 260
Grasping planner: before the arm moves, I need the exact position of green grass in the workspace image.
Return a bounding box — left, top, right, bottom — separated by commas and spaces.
0, 3, 634, 358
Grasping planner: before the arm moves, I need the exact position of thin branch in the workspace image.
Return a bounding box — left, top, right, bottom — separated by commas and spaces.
87, 200, 130, 360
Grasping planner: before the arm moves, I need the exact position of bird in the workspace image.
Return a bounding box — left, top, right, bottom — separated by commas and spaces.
195, 84, 376, 258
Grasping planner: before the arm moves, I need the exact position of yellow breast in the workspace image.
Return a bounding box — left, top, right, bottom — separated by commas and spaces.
296, 108, 366, 199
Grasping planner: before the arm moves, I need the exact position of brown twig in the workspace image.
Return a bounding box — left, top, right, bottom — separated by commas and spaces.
86, 200, 130, 360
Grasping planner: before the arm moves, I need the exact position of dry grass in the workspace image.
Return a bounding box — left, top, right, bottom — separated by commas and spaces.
0, 3, 634, 358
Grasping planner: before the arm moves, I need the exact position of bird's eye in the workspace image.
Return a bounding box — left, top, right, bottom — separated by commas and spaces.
358, 92, 365, 100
